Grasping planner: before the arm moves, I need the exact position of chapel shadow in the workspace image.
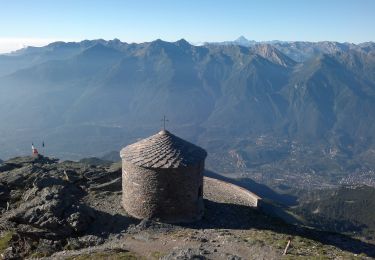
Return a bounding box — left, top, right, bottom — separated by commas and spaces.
181, 199, 375, 257
84, 208, 139, 236
83, 199, 375, 257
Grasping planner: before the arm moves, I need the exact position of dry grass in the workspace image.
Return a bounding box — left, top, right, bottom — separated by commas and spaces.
0, 231, 14, 255
66, 249, 144, 260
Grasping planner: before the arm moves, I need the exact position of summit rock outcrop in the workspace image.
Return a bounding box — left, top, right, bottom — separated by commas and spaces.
0, 156, 374, 259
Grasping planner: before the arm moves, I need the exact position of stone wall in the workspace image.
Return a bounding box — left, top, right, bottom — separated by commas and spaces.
122, 161, 204, 223
203, 177, 261, 207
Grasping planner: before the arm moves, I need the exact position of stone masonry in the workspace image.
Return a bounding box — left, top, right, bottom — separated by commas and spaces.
120, 130, 207, 223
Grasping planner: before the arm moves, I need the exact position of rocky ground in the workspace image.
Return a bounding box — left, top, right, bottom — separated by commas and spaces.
1, 156, 375, 259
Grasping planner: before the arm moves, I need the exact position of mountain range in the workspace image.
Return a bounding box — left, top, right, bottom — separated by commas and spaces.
209, 36, 375, 62
0, 37, 375, 186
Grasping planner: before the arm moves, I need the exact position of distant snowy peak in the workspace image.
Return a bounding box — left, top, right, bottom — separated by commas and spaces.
204, 36, 256, 47
234, 36, 257, 46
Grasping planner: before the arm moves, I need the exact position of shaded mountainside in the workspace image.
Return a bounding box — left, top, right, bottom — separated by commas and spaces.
0, 156, 375, 259
0, 39, 375, 188
207, 170, 375, 239
292, 186, 375, 236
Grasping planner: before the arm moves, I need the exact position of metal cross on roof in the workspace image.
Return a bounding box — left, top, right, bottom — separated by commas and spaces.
161, 115, 169, 130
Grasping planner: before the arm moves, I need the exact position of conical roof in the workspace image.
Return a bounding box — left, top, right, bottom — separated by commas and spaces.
120, 130, 207, 169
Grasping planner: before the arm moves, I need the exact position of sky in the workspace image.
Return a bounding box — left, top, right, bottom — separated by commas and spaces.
0, 0, 374, 53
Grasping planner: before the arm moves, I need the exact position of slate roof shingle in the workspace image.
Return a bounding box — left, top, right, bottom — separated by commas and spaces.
120, 130, 207, 169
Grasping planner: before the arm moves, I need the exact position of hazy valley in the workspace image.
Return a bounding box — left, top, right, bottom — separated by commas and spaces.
1, 37, 375, 186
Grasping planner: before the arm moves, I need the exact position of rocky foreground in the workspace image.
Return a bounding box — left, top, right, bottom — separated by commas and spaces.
0, 156, 375, 259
